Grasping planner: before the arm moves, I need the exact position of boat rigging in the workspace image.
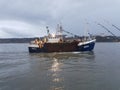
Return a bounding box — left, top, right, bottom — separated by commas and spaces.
104, 20, 120, 32
96, 22, 120, 41
97, 23, 116, 37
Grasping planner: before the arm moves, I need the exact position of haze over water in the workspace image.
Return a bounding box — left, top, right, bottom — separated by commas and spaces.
0, 43, 120, 90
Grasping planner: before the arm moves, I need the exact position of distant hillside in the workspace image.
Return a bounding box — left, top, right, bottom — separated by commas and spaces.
0, 36, 120, 43
0, 38, 35, 43
95, 36, 120, 42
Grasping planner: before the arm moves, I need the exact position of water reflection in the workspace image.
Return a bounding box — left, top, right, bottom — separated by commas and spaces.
29, 51, 95, 90
51, 58, 61, 72
50, 58, 64, 90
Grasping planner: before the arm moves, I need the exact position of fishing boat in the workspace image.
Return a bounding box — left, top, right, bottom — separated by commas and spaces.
28, 25, 96, 53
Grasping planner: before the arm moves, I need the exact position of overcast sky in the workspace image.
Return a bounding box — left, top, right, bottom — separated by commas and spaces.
0, 0, 120, 38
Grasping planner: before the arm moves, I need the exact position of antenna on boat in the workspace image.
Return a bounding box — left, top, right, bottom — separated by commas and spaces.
46, 26, 49, 35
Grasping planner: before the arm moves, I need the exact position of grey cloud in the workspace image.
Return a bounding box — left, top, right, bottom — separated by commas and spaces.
0, 0, 119, 22
0, 0, 120, 38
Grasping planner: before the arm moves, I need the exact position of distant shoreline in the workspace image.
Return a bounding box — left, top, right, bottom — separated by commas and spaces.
0, 36, 120, 43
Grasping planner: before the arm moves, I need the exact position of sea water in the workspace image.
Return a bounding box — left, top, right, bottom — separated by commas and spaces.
0, 43, 120, 90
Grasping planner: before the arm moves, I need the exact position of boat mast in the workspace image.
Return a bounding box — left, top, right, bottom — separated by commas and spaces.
46, 26, 50, 35
84, 22, 90, 41
55, 24, 64, 41
56, 24, 63, 36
